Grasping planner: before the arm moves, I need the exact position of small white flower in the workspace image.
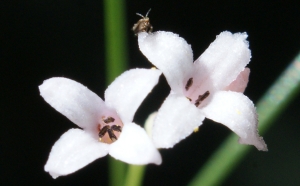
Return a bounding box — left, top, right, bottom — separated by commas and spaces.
138, 31, 267, 151
39, 68, 162, 179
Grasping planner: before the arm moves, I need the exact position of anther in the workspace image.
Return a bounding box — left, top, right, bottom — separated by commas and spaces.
195, 91, 210, 107
103, 116, 115, 124
98, 125, 109, 139
111, 125, 122, 132
107, 129, 117, 142
185, 78, 193, 91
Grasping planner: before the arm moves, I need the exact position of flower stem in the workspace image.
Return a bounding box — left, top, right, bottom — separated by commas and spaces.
256, 52, 300, 133
103, 0, 128, 186
188, 52, 300, 186
104, 0, 128, 84
124, 165, 146, 186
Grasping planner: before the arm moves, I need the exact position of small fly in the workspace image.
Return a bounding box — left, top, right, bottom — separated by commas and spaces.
132, 9, 153, 35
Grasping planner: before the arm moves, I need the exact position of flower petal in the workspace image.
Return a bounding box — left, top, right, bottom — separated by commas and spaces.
144, 111, 158, 137
201, 91, 267, 151
138, 31, 194, 95
192, 31, 251, 95
39, 77, 107, 130
152, 93, 205, 148
105, 68, 161, 123
225, 68, 250, 93
109, 122, 162, 165
44, 129, 109, 179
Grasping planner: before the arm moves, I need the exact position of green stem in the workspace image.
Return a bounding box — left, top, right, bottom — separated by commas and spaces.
256, 53, 300, 133
108, 158, 126, 186
103, 1, 128, 186
188, 52, 300, 186
124, 165, 146, 186
104, 0, 128, 84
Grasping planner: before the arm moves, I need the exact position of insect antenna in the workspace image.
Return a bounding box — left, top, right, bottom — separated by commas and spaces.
145, 8, 151, 17
136, 13, 144, 18
136, 8, 151, 18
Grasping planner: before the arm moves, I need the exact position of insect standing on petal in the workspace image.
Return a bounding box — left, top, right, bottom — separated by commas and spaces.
132, 9, 153, 35
137, 31, 267, 151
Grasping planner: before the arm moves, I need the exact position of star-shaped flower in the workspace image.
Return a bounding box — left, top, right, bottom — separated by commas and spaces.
39, 68, 162, 179
138, 31, 267, 151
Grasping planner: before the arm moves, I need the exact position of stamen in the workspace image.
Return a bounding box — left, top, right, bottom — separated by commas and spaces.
111, 125, 122, 132
185, 78, 193, 91
103, 116, 115, 124
186, 97, 192, 101
98, 125, 109, 141
195, 91, 210, 107
107, 129, 117, 142
98, 116, 123, 143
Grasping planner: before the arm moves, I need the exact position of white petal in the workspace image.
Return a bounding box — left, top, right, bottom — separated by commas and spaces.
192, 31, 251, 95
138, 31, 194, 94
144, 111, 158, 137
109, 123, 162, 165
105, 68, 161, 123
39, 77, 107, 130
225, 68, 250, 93
44, 129, 109, 178
201, 91, 267, 151
152, 93, 205, 148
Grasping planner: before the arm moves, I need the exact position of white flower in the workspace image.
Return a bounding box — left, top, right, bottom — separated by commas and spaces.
138, 31, 267, 151
39, 68, 162, 179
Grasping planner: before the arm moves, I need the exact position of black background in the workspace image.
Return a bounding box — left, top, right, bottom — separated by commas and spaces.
2, 0, 299, 185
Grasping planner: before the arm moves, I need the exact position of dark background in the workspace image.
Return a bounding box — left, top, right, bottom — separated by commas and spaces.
2, 0, 299, 185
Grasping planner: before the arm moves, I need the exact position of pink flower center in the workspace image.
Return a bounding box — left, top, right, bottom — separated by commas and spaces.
98, 115, 124, 144
185, 77, 210, 107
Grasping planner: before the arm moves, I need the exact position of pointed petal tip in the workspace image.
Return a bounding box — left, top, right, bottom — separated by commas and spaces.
44, 159, 64, 179
50, 174, 59, 179
45, 169, 60, 179
153, 154, 162, 165
202, 91, 267, 151
238, 136, 268, 151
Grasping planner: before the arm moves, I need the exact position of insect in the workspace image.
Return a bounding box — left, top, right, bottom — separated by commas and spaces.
132, 9, 153, 35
